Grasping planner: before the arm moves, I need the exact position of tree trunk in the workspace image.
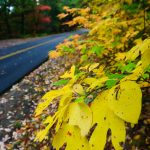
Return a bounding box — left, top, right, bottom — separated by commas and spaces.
20, 12, 25, 35
4, 6, 12, 38
20, 1, 25, 35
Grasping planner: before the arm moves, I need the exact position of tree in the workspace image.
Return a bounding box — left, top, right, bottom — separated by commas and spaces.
0, 0, 12, 38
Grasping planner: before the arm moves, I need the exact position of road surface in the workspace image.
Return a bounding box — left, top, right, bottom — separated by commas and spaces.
0, 29, 87, 94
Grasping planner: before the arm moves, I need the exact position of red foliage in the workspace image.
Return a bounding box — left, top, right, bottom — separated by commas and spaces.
40, 17, 51, 23
37, 5, 51, 11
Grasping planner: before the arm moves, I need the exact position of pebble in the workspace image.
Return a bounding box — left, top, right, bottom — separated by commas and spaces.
0, 111, 3, 115
0, 141, 6, 150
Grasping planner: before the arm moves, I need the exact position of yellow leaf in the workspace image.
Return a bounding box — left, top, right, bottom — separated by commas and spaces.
89, 77, 108, 91
55, 105, 70, 132
126, 39, 150, 62
60, 65, 75, 79
83, 77, 98, 85
121, 65, 144, 81
59, 93, 72, 108
68, 102, 92, 136
141, 48, 150, 69
108, 109, 126, 150
63, 6, 69, 11
35, 90, 61, 116
35, 106, 66, 141
79, 64, 90, 70
115, 52, 126, 61
125, 45, 140, 61
35, 104, 71, 142
83, 77, 108, 91
89, 92, 108, 150
92, 65, 105, 77
49, 51, 61, 59
89, 63, 99, 72
140, 39, 150, 54
42, 146, 50, 150
57, 13, 68, 19
43, 116, 53, 124
35, 85, 72, 116
108, 81, 142, 123
73, 84, 84, 95
134, 38, 142, 45
138, 82, 150, 88
52, 123, 89, 150
90, 91, 126, 150
124, 0, 132, 5
35, 123, 53, 142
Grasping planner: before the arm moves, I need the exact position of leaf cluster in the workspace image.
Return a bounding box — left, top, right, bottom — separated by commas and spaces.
35, 1, 150, 150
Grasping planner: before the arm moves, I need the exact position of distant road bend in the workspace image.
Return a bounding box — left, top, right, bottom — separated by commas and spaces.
0, 29, 88, 94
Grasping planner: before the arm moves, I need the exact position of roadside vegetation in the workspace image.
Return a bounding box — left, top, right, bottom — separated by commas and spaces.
35, 0, 150, 149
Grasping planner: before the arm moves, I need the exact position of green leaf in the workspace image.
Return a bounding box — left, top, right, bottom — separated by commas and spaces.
111, 41, 120, 48
106, 79, 118, 89
53, 79, 69, 86
91, 46, 104, 56
81, 47, 87, 54
122, 3, 139, 14
142, 73, 149, 79
75, 97, 85, 103
81, 55, 88, 61
144, 65, 150, 72
121, 62, 136, 73
75, 72, 85, 80
62, 46, 75, 53
108, 74, 125, 79
116, 63, 123, 71
106, 74, 125, 88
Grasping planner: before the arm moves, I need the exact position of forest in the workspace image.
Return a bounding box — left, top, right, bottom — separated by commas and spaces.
0, 0, 82, 39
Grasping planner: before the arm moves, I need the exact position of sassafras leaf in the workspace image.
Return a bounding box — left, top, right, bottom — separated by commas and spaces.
68, 102, 92, 136
35, 90, 61, 116
52, 123, 89, 150
108, 81, 142, 123
90, 91, 126, 150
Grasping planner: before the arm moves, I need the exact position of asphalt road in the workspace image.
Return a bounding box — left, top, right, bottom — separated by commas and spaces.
0, 29, 87, 94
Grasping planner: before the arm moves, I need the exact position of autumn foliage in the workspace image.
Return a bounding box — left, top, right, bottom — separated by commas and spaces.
35, 1, 150, 150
